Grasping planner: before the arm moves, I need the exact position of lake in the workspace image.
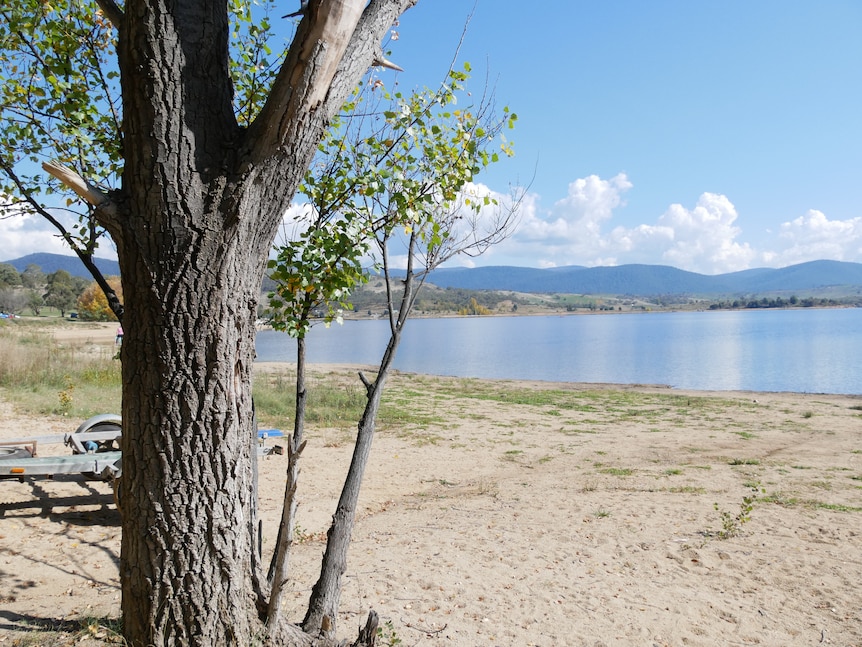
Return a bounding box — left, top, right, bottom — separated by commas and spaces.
255, 308, 862, 394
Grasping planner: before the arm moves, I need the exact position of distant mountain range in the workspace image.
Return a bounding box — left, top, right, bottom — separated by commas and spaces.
4, 252, 121, 279
414, 260, 862, 296
5, 253, 862, 297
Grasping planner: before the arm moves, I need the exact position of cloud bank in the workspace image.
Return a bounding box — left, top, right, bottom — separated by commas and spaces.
469, 173, 862, 274
3, 175, 862, 275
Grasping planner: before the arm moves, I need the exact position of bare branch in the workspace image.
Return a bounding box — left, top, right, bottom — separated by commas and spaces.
41, 160, 115, 216
246, 0, 417, 164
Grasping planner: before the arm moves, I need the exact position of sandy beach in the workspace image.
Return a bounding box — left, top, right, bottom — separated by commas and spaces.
1, 323, 861, 645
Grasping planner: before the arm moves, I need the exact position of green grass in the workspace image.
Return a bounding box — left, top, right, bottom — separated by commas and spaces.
0, 327, 122, 417
600, 467, 634, 477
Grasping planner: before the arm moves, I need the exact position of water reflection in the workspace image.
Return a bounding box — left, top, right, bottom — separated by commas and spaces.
255, 308, 862, 394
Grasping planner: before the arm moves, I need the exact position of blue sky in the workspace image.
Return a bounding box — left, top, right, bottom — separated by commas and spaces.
385, 0, 862, 273
2, 0, 860, 274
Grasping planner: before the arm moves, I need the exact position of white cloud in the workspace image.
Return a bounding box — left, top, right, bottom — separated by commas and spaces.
483, 173, 634, 268
481, 174, 758, 273
468, 174, 862, 274
0, 196, 119, 261
774, 209, 862, 265
6, 175, 862, 275
651, 193, 757, 273
0, 210, 86, 261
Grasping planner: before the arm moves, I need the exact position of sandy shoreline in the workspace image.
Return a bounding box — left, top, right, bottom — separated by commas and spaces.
1, 326, 861, 645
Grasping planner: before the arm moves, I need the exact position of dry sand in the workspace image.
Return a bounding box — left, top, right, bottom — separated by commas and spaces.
1, 323, 861, 645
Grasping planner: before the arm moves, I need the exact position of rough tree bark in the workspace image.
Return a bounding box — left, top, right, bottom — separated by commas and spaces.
76, 0, 420, 644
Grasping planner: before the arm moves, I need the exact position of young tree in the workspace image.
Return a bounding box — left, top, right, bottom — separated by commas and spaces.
26, 289, 44, 315
21, 263, 46, 289
0, 263, 21, 288
44, 269, 81, 316
1, 0, 421, 644
267, 67, 523, 637
77, 276, 122, 321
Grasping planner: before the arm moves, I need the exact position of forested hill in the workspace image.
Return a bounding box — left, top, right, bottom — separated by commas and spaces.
5, 253, 862, 297
420, 260, 862, 296
3, 252, 120, 279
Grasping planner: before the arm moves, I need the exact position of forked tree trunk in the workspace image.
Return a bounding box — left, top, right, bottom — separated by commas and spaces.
96, 0, 420, 644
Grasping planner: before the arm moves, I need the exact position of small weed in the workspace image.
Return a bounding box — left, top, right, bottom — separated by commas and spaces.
664, 468, 683, 476
57, 375, 75, 416
377, 620, 403, 646
728, 458, 760, 466
595, 508, 610, 518
712, 481, 763, 539
802, 411, 814, 419
293, 523, 325, 544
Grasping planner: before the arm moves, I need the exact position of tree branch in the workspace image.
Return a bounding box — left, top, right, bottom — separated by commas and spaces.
245, 0, 417, 164
95, 0, 124, 28
41, 160, 116, 217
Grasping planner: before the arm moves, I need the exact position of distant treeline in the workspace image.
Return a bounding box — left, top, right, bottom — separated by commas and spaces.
706, 295, 860, 310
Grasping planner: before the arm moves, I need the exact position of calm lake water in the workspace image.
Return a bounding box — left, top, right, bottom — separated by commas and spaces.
255, 308, 862, 394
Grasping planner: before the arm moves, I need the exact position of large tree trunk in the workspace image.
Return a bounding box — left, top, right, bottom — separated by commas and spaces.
98, 0, 419, 644
118, 240, 266, 643
114, 2, 274, 642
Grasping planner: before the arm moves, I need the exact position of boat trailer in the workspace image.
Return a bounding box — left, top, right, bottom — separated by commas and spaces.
0, 414, 283, 482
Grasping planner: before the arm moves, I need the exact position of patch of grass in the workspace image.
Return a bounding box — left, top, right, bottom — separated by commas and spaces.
667, 485, 707, 494
802, 411, 814, 419
813, 502, 862, 512
663, 468, 683, 476
733, 431, 757, 440
600, 467, 634, 477
594, 508, 611, 518
728, 458, 761, 466
254, 371, 367, 430
559, 427, 597, 435
0, 328, 123, 417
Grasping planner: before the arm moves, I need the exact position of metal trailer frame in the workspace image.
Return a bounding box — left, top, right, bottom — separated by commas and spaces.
0, 414, 123, 480
0, 415, 284, 481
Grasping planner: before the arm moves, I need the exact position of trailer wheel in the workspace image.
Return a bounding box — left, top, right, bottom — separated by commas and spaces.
0, 447, 33, 461
74, 414, 123, 455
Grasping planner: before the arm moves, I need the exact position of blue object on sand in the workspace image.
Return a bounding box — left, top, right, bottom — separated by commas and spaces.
257, 429, 284, 438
